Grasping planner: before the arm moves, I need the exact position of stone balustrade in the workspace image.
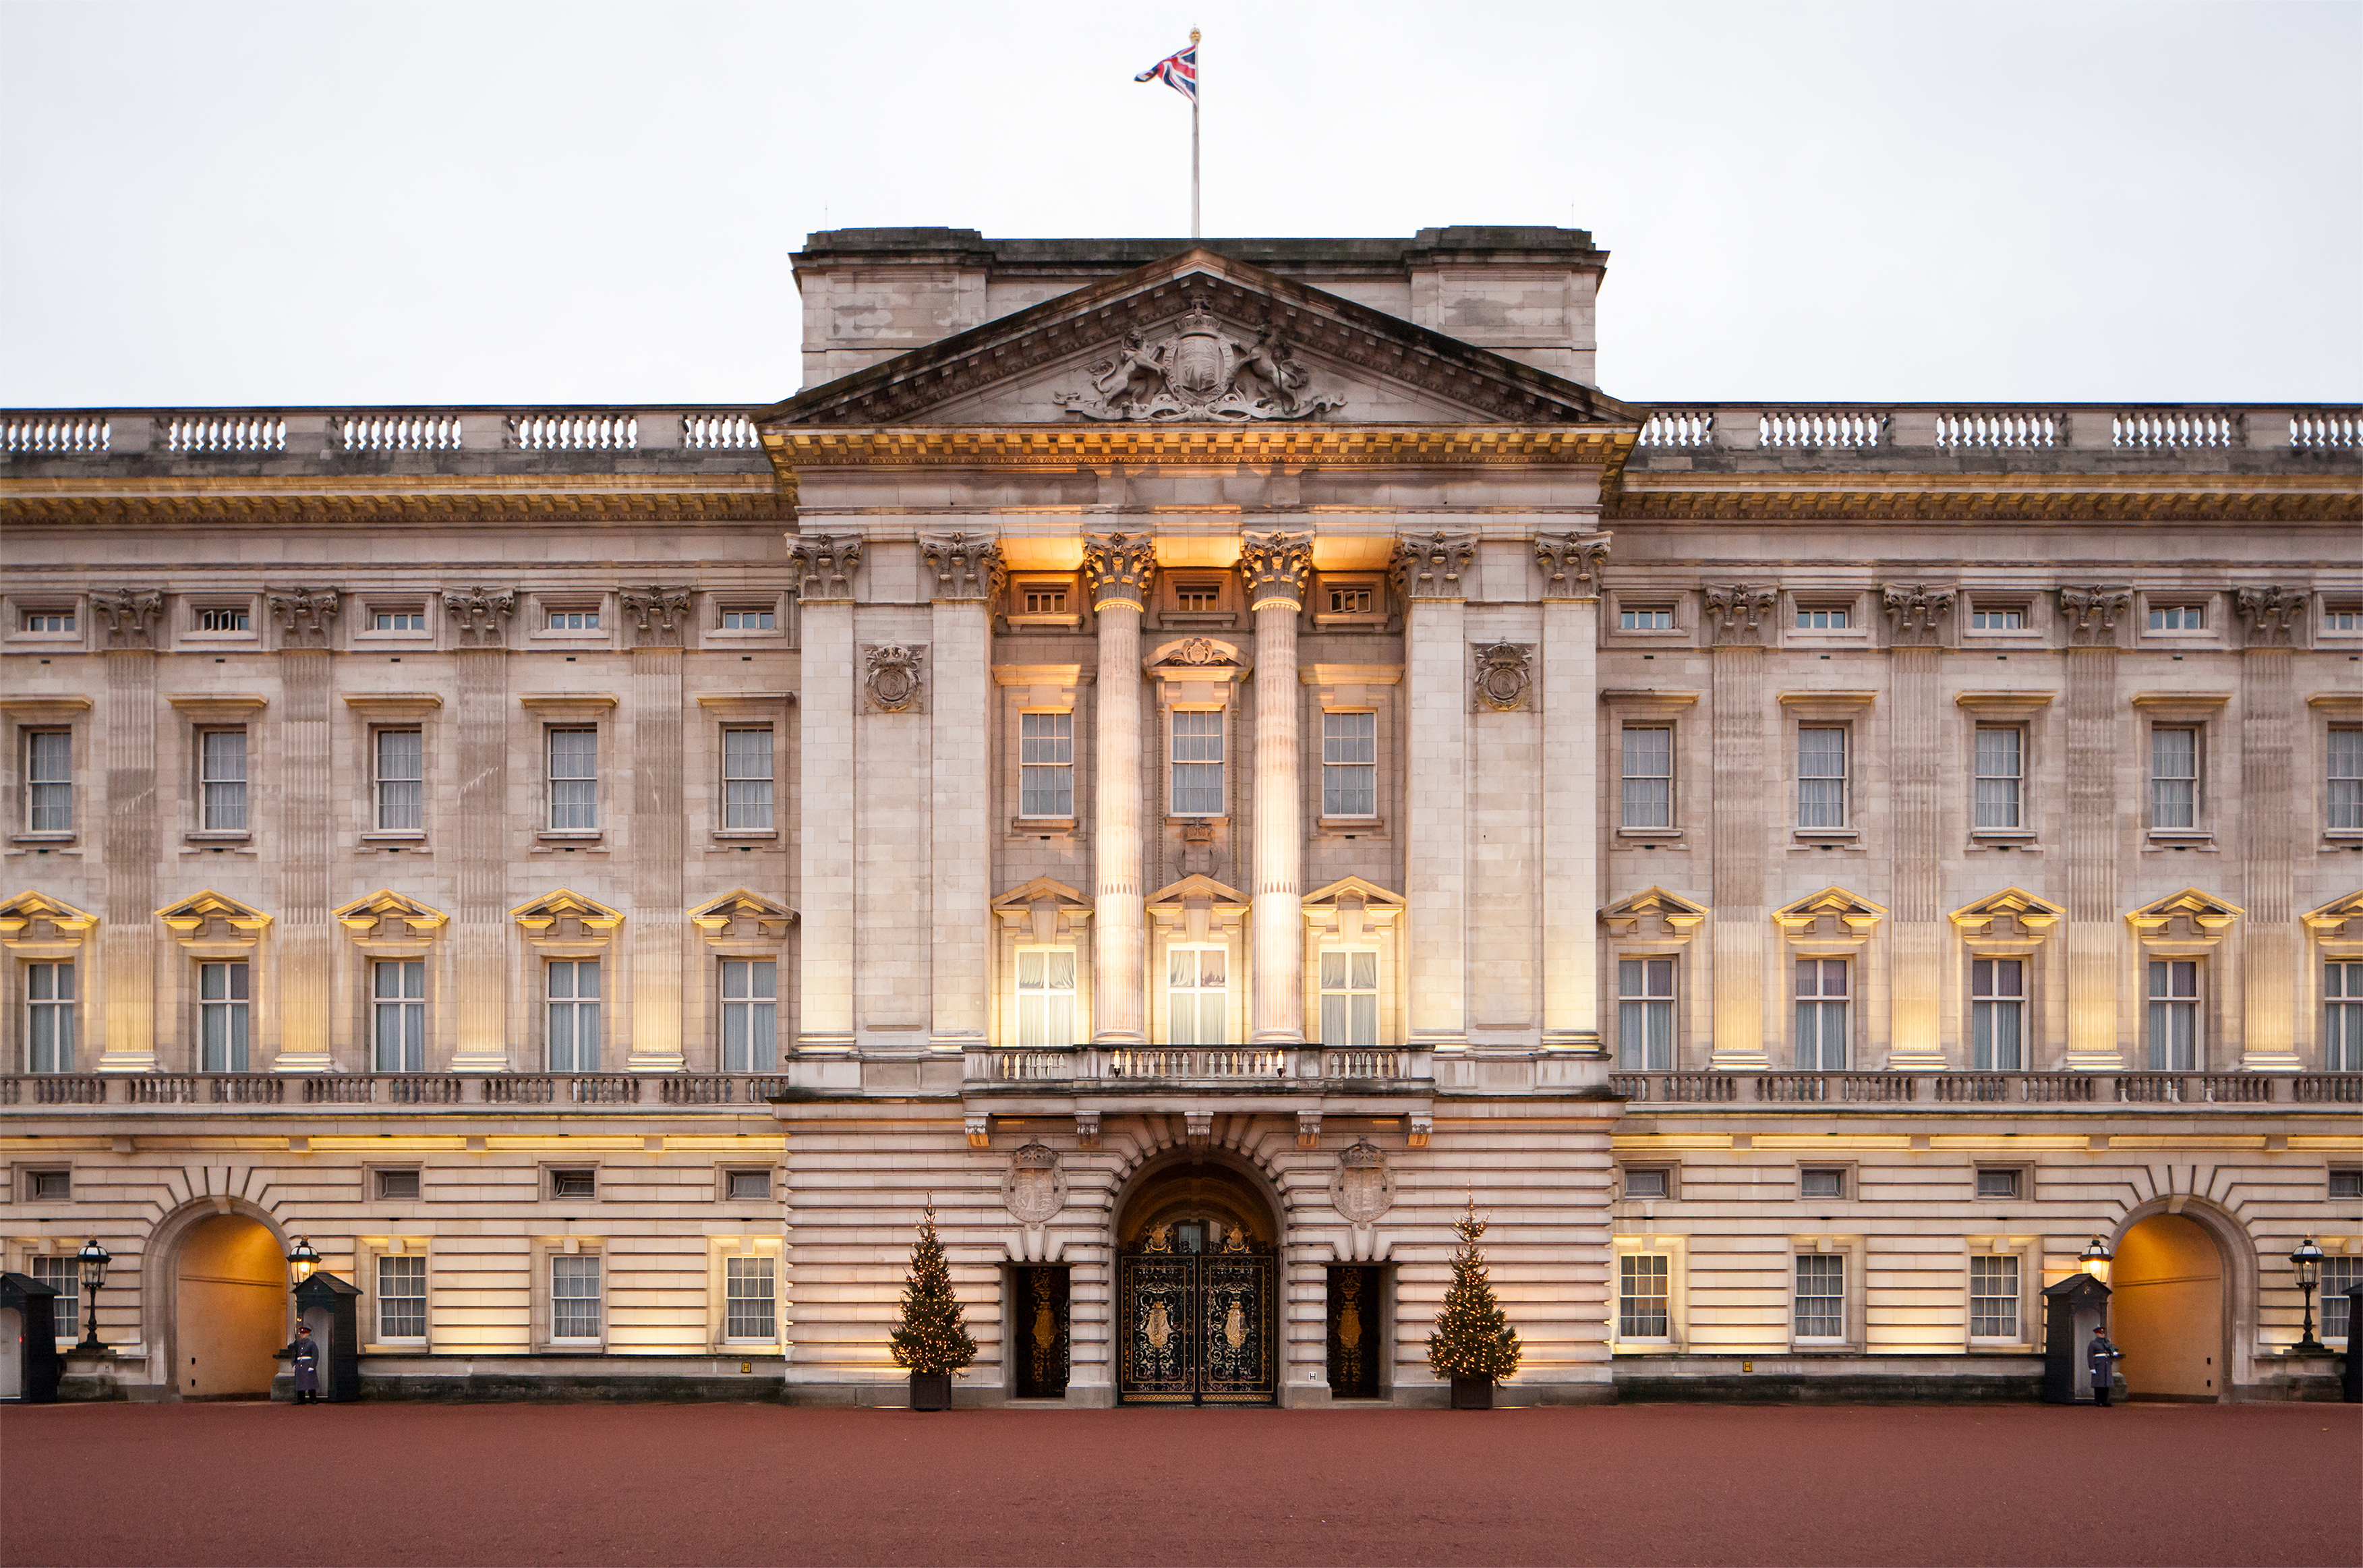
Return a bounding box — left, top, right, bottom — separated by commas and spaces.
0, 1072, 796, 1110
1627, 403, 2362, 452
1608, 1070, 2363, 1107
963, 1045, 1432, 1087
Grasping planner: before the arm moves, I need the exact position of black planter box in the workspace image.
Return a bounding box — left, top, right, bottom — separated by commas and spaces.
1451, 1376, 1494, 1410
908, 1372, 952, 1410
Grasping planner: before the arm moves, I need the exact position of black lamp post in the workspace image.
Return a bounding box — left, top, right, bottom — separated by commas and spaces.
2290, 1237, 2327, 1354
2080, 1235, 2113, 1286
74, 1237, 110, 1353
285, 1236, 320, 1283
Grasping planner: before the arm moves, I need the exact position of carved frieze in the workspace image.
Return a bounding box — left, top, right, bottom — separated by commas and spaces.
1392, 531, 1477, 600
1237, 530, 1313, 610
618, 587, 693, 647
2234, 585, 2301, 646
441, 587, 517, 647
918, 532, 1005, 601
1534, 531, 1612, 599
89, 588, 164, 650
2058, 585, 2132, 646
1001, 1142, 1067, 1227
863, 643, 926, 714
1703, 585, 1778, 646
1472, 641, 1535, 712
1881, 583, 1956, 646
1053, 296, 1345, 422
1082, 532, 1159, 610
788, 535, 863, 602
266, 587, 341, 648
1330, 1142, 1395, 1225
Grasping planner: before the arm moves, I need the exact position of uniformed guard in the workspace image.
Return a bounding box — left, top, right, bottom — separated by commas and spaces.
2087, 1325, 2123, 1406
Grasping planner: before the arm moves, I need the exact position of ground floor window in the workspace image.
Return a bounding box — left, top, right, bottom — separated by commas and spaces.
1968, 1254, 2019, 1339
1794, 1254, 1845, 1341
550, 1254, 602, 1341
29, 1255, 77, 1339
2321, 1256, 2358, 1343
725, 1254, 776, 1340
376, 1255, 427, 1340
1618, 1254, 1670, 1339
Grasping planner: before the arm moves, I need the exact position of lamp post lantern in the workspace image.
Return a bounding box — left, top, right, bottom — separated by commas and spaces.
2289, 1237, 2327, 1354
73, 1237, 110, 1353
285, 1236, 320, 1283
2080, 1236, 2113, 1287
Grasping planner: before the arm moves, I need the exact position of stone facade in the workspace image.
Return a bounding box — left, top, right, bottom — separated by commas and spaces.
1, 228, 2358, 1405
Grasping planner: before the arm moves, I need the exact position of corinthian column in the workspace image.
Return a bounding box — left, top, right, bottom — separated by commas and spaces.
2236, 587, 2302, 1070
921, 532, 1002, 1051
1241, 531, 1312, 1043
92, 590, 163, 1072
1084, 534, 1157, 1043
620, 587, 691, 1072
443, 588, 517, 1071
1536, 531, 1610, 1051
790, 537, 863, 1053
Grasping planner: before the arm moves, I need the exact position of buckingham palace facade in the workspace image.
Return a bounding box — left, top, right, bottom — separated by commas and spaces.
2, 226, 2358, 1405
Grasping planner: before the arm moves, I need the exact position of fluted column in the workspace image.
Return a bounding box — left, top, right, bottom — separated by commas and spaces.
1085, 534, 1157, 1043
1537, 531, 1610, 1051
923, 533, 1001, 1050
1882, 585, 1955, 1068
621, 587, 691, 1071
267, 588, 341, 1071
1242, 531, 1312, 1043
443, 589, 517, 1070
1705, 586, 1776, 1069
92, 590, 163, 1072
790, 538, 863, 1053
2236, 587, 2302, 1070
1396, 532, 1476, 1047
2060, 587, 2131, 1070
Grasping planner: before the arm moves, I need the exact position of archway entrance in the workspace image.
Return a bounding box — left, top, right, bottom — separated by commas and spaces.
2111, 1213, 2226, 1401
174, 1215, 287, 1399
1114, 1161, 1278, 1405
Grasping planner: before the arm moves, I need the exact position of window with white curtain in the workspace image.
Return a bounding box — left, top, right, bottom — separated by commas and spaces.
377, 1255, 427, 1340
1618, 957, 1675, 1070
1971, 958, 2024, 1070
26, 960, 74, 1074
1167, 946, 1227, 1045
1170, 709, 1224, 816
1970, 1255, 2020, 1339
200, 730, 247, 831
31, 1254, 78, 1341
2330, 728, 2362, 832
720, 958, 776, 1072
1974, 726, 2022, 830
374, 728, 423, 832
2147, 958, 2199, 1070
1014, 949, 1076, 1049
1794, 1254, 1845, 1340
200, 960, 249, 1072
373, 959, 426, 1073
550, 1255, 602, 1340
546, 960, 601, 1072
26, 730, 71, 833
1797, 727, 1846, 828
1618, 1254, 1670, 1339
1794, 959, 1849, 1070
1319, 950, 1379, 1047
1321, 712, 1376, 817
1621, 726, 1672, 828
2323, 1256, 2360, 1342
2323, 961, 2363, 1072
1020, 712, 1074, 818
722, 728, 773, 831
548, 728, 598, 832
2151, 728, 2198, 829
726, 1255, 776, 1340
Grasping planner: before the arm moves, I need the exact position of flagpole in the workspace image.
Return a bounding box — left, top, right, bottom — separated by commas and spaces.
1190, 27, 1201, 240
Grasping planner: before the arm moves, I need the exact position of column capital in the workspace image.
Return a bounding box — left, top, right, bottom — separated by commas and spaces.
919, 531, 1004, 602
1703, 584, 1778, 646
90, 588, 164, 649
267, 587, 342, 649
1083, 531, 1158, 611
1238, 529, 1313, 611
1392, 531, 1477, 600
2234, 585, 2303, 647
618, 586, 693, 647
2058, 585, 2132, 647
1880, 583, 1956, 647
790, 535, 863, 602
442, 587, 517, 647
1534, 531, 1611, 600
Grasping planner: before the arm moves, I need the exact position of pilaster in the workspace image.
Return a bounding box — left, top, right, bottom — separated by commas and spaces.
621, 587, 691, 1072
93, 589, 163, 1071
266, 587, 341, 1071
923, 533, 1000, 1049
1537, 531, 1609, 1051
1704, 585, 1776, 1069
444, 588, 516, 1070
1396, 532, 1475, 1047
2059, 586, 2132, 1070
1881, 584, 1954, 1069
2236, 587, 2302, 1069
1084, 533, 1155, 1043
791, 538, 861, 1052
1241, 530, 1311, 1044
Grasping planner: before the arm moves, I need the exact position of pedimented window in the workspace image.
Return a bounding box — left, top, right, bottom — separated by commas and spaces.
690, 888, 796, 955
511, 889, 624, 958
1949, 888, 2064, 956
2124, 887, 2242, 956
1772, 887, 1887, 955
157, 889, 272, 955
1601, 886, 1708, 946
334, 890, 448, 958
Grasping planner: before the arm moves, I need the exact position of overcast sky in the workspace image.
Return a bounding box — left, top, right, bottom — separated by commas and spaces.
2, 0, 2357, 409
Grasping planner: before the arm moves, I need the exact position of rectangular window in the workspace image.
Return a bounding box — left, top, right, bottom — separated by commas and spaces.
2148, 603, 2203, 631
2151, 728, 2197, 829
1795, 607, 1849, 630
1970, 607, 2024, 631
2329, 1170, 2363, 1200
1975, 1168, 2021, 1200
200, 960, 250, 1072
1020, 583, 1068, 616
30, 1255, 78, 1338
2322, 1256, 2359, 1342
722, 728, 774, 831
548, 728, 597, 832
2324, 961, 2363, 1072
1970, 1255, 2020, 1338
546, 960, 601, 1072
1971, 958, 2024, 1071
1623, 1169, 1670, 1200
1173, 583, 1221, 614
1797, 727, 1847, 829
22, 610, 74, 633
374, 728, 423, 832
1326, 584, 1374, 615
720, 958, 776, 1073
2330, 728, 2363, 832
548, 608, 599, 631
377, 1255, 428, 1339
2326, 608, 2362, 633
1799, 1167, 1847, 1199
1621, 726, 1672, 828
1973, 726, 2022, 830
1618, 1254, 1670, 1339
1167, 946, 1227, 1045
726, 1254, 776, 1339
1321, 712, 1376, 817
1020, 712, 1074, 818
1319, 950, 1380, 1047
372, 609, 426, 631
550, 1169, 597, 1199
1794, 1254, 1845, 1339
550, 1254, 602, 1339
1170, 710, 1224, 816
26, 960, 75, 1073
372, 959, 426, 1073
197, 606, 250, 633
1618, 957, 1676, 1070
1794, 960, 1849, 1070
200, 729, 248, 832
1014, 948, 1077, 1049
1619, 606, 1673, 631
720, 608, 774, 631
26, 730, 71, 832
726, 1169, 771, 1201
375, 1169, 421, 1200
2147, 958, 2200, 1070
26, 1169, 71, 1201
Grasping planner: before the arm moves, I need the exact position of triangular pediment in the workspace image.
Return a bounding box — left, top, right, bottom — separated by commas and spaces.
689, 888, 797, 931
1302, 876, 1406, 910
1772, 886, 1888, 936
333, 890, 448, 935
2303, 889, 2363, 935
1146, 874, 1250, 910
1950, 887, 2064, 935
510, 889, 624, 931
2126, 887, 2243, 936
992, 877, 1093, 943
991, 877, 1090, 912
157, 890, 271, 933
0, 890, 97, 937
1602, 886, 1709, 937
765, 250, 1640, 432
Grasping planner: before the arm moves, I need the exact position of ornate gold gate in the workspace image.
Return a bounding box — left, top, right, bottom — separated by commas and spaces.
1117, 1223, 1275, 1405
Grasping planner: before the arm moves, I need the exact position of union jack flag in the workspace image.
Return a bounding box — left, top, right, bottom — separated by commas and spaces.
1134, 42, 1197, 103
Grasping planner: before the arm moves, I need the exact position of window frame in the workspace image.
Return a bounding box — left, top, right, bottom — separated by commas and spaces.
1164, 942, 1231, 1046
545, 726, 600, 835
1970, 955, 2027, 1071
27, 1253, 80, 1345
197, 727, 250, 834
1616, 954, 1678, 1070
371, 958, 427, 1073
544, 959, 604, 1073
2327, 725, 2363, 839
1320, 709, 1378, 821
2327, 960, 2363, 1073
1618, 1165, 1676, 1202
372, 1165, 424, 1202
723, 1167, 774, 1202
720, 726, 776, 834
1791, 1250, 1849, 1345
22, 1167, 72, 1202
363, 604, 430, 637
1968, 1252, 2024, 1343
1793, 960, 1851, 1070
1012, 945, 1079, 1051
24, 958, 78, 1074
2320, 1254, 2359, 1345
1795, 724, 1850, 832
1005, 575, 1082, 630
1167, 707, 1227, 820
372, 726, 425, 835
1616, 1251, 1673, 1342
2146, 956, 2203, 1070
1973, 1165, 2029, 1202
2149, 724, 2201, 834
545, 1165, 601, 1202
719, 956, 778, 1073
1018, 710, 1076, 821
14, 605, 79, 638
1618, 724, 1674, 833
1317, 946, 1381, 1048
1972, 724, 2024, 834
2145, 600, 2207, 633
374, 1251, 430, 1344
198, 958, 252, 1073
23, 728, 72, 836
191, 603, 255, 636
723, 1252, 779, 1343
1798, 1165, 1850, 1202
542, 1246, 606, 1349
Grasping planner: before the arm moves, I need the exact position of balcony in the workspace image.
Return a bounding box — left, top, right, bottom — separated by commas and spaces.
1608, 1070, 2363, 1107
966, 1045, 1430, 1088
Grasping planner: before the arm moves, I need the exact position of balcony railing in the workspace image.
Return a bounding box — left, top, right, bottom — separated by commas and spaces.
1626, 404, 2361, 454
1610, 1071, 2363, 1106
966, 1045, 1428, 1087
1, 407, 771, 462
0, 1072, 796, 1109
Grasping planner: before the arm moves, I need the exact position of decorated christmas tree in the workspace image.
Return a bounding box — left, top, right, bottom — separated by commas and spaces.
1426, 1198, 1521, 1383
889, 1198, 976, 1377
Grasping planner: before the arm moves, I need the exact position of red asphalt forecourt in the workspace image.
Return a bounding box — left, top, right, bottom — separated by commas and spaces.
1, 1402, 2357, 1567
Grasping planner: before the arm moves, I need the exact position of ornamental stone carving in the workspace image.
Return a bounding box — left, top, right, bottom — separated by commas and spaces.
862, 643, 925, 713
918, 532, 1005, 601
2234, 585, 2301, 645
1001, 1142, 1067, 1226
1472, 641, 1535, 712
1330, 1142, 1395, 1225
90, 588, 165, 649
2058, 585, 2132, 645
1053, 296, 1345, 422
441, 587, 517, 647
267, 587, 341, 648
788, 535, 863, 602
1703, 585, 1778, 646
1082, 532, 1159, 610
1392, 531, 1477, 600
1237, 530, 1313, 610
1881, 583, 1956, 645
1534, 531, 1612, 598
618, 587, 693, 647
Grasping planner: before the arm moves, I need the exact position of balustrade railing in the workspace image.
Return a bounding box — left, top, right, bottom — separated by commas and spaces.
1637, 410, 1714, 448
681, 413, 759, 450
4, 415, 110, 455
1759, 411, 1887, 448
1935, 411, 2059, 450
338, 413, 465, 453
2288, 411, 2361, 451
164, 414, 286, 454
509, 412, 637, 452
2113, 409, 2241, 450
1609, 1070, 2361, 1105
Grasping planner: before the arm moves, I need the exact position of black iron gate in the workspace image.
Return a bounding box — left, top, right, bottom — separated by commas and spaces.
1326, 1265, 1384, 1399
1010, 1266, 1070, 1399
1117, 1228, 1275, 1405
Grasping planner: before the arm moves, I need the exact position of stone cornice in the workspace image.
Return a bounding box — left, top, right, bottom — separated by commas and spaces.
1609, 472, 2359, 523
0, 472, 792, 526
769, 426, 1631, 469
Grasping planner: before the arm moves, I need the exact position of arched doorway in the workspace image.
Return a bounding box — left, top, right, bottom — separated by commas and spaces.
1113, 1159, 1279, 1405
173, 1215, 287, 1399
2111, 1213, 2226, 1401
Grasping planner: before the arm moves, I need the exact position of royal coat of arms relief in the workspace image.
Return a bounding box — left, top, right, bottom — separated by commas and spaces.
1054, 296, 1346, 422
